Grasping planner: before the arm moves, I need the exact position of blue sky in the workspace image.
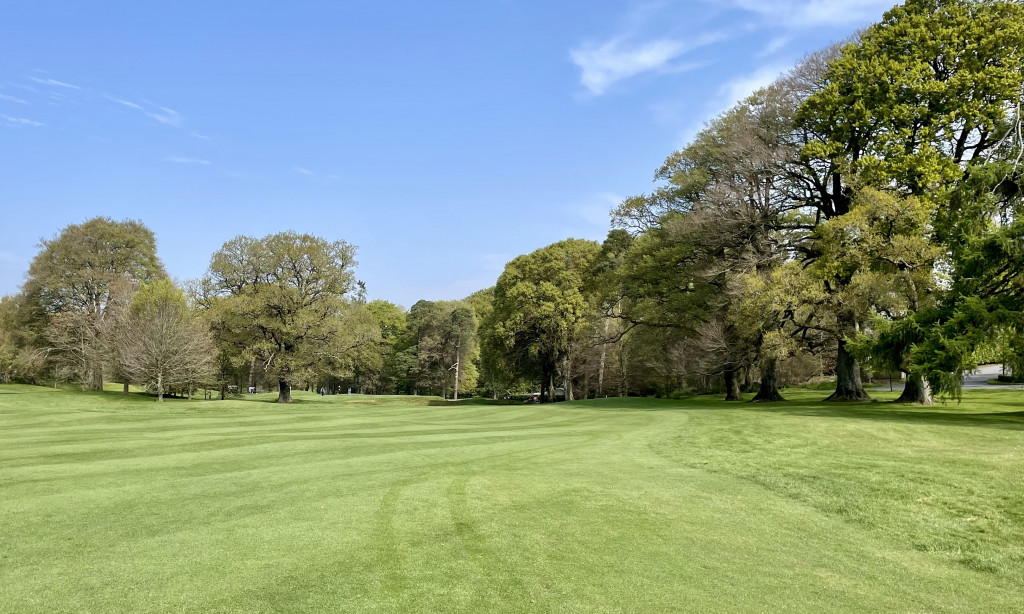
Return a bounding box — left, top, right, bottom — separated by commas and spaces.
0, 0, 897, 308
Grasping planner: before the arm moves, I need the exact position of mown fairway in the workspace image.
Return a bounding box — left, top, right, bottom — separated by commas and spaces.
1, 386, 1022, 613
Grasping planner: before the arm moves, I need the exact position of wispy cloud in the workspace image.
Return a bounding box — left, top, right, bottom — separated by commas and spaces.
294, 167, 314, 176
676, 63, 789, 146
28, 76, 80, 90
717, 0, 893, 27
1, 114, 44, 127
106, 96, 186, 128
758, 36, 790, 57
165, 156, 210, 165
11, 71, 212, 143
107, 96, 143, 110
146, 104, 182, 127
190, 131, 211, 140
570, 34, 719, 95
719, 64, 788, 107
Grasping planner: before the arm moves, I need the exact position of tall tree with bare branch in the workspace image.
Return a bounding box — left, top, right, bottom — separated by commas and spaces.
117, 280, 217, 401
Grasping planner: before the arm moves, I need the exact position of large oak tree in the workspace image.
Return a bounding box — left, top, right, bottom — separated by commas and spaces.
204, 232, 357, 403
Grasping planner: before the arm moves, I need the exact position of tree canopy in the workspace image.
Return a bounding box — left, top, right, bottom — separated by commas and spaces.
204, 232, 358, 403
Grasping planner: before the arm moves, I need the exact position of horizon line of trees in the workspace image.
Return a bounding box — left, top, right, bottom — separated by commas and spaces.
2, 0, 1022, 406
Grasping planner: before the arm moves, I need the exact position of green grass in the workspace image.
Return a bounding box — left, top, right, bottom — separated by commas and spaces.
1, 385, 1022, 613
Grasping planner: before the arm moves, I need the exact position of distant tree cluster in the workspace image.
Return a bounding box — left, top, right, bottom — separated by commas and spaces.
2, 0, 1022, 405
0, 222, 488, 402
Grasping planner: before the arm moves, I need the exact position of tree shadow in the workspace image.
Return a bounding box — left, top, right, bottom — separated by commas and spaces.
427, 398, 524, 407
744, 402, 1024, 431
560, 394, 1024, 430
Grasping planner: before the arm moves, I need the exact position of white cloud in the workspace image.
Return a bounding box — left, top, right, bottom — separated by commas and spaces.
107, 96, 188, 129
720, 0, 894, 27
190, 131, 212, 140
1, 114, 44, 127
294, 167, 314, 176
16, 75, 205, 137
570, 33, 721, 95
108, 96, 143, 110
165, 156, 210, 165
758, 36, 790, 57
676, 63, 789, 146
28, 76, 80, 90
719, 64, 788, 107
146, 105, 182, 127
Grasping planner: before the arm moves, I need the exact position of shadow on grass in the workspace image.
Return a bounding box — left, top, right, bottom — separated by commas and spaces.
427, 398, 524, 407
558, 392, 1024, 430
752, 404, 1024, 431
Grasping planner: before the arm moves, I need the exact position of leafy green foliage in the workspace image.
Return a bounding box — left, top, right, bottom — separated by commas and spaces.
25, 217, 166, 316
204, 232, 358, 402
20, 217, 166, 390
386, 300, 480, 397
799, 0, 1024, 199
490, 239, 601, 401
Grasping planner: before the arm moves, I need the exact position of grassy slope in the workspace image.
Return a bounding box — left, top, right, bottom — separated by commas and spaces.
0, 385, 1021, 613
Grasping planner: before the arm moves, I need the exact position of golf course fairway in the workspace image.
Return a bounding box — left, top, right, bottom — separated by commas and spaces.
1, 385, 1021, 613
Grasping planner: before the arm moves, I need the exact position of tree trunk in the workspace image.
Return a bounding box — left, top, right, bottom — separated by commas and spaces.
277, 379, 292, 403
896, 371, 933, 405
723, 368, 742, 401
751, 358, 785, 402
564, 355, 574, 402
123, 381, 130, 395
91, 363, 104, 391
549, 369, 556, 403
824, 339, 871, 402
540, 364, 548, 404
157, 372, 163, 402
598, 318, 610, 396
619, 349, 626, 397
453, 340, 460, 401
743, 367, 755, 392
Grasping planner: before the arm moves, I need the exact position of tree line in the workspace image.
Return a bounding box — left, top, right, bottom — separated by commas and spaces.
482, 0, 1024, 405
1, 0, 1022, 405
0, 220, 483, 403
